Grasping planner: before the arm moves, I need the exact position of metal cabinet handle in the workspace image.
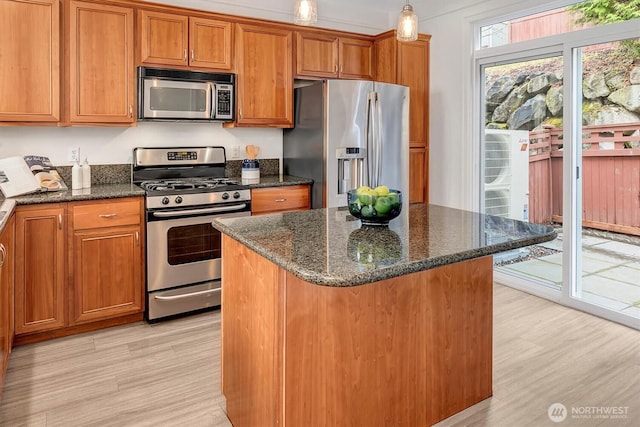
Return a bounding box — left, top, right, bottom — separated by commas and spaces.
183, 49, 187, 62
154, 288, 220, 301
340, 64, 343, 73
275, 198, 287, 202
99, 213, 118, 218
334, 64, 338, 73
135, 231, 140, 246
129, 104, 133, 118
191, 49, 195, 61
58, 213, 62, 229
0, 243, 6, 268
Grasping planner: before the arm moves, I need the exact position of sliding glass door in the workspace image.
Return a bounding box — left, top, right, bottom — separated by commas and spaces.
477, 16, 640, 328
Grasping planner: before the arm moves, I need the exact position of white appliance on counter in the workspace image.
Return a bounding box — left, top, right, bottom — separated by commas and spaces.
283, 79, 409, 209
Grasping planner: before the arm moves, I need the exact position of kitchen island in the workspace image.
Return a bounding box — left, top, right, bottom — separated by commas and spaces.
213, 204, 556, 427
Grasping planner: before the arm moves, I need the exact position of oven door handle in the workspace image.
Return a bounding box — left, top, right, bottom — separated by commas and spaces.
154, 288, 221, 301
151, 203, 248, 218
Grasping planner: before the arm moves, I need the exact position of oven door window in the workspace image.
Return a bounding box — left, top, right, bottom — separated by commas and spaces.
167, 223, 221, 265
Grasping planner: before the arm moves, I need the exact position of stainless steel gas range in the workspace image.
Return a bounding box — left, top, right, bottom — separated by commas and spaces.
133, 146, 251, 321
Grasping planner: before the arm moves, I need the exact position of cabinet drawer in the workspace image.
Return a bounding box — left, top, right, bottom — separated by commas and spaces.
251, 185, 310, 215
72, 198, 141, 230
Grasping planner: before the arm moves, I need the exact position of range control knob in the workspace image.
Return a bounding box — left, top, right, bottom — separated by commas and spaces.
222, 192, 230, 200
161, 197, 170, 205
233, 191, 241, 199
175, 196, 183, 204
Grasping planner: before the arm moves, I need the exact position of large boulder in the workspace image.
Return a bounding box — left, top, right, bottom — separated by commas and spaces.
491, 84, 529, 122
582, 103, 640, 125
605, 69, 627, 91
607, 85, 640, 113
583, 72, 610, 99
630, 67, 640, 85
507, 94, 548, 130
527, 73, 557, 95
546, 84, 563, 116
486, 76, 515, 104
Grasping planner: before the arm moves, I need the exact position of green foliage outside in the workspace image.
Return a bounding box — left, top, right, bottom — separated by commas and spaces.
569, 0, 640, 57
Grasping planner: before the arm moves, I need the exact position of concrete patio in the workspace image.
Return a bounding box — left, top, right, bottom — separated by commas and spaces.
497, 230, 640, 318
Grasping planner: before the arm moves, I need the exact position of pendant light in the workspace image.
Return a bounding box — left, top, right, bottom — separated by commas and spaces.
397, 0, 418, 42
294, 0, 318, 26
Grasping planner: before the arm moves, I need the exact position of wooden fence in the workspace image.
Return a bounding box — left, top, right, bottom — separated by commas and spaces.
528, 123, 640, 236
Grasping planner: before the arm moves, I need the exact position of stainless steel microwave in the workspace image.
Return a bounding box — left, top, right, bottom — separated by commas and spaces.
137, 67, 235, 122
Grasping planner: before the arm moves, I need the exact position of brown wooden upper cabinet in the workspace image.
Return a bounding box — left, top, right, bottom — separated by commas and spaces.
138, 10, 233, 71
68, 1, 135, 124
234, 23, 293, 128
296, 31, 374, 80
0, 0, 60, 122
375, 31, 430, 203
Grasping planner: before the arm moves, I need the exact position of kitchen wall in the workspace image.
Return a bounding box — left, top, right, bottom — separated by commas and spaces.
0, 124, 282, 167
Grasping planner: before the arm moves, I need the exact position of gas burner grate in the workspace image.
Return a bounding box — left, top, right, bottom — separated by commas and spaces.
139, 178, 240, 192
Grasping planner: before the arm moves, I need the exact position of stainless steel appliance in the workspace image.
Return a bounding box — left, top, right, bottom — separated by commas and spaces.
137, 67, 235, 122
133, 146, 250, 321
283, 79, 409, 208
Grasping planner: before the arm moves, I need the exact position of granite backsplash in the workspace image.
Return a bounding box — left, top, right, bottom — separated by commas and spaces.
56, 159, 281, 186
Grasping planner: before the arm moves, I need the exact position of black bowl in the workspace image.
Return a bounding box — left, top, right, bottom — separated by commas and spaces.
347, 189, 402, 226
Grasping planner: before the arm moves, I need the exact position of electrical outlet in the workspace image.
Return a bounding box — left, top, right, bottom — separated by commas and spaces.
68, 147, 80, 163
232, 145, 242, 159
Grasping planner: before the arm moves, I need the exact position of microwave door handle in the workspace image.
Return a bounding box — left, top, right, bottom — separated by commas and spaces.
211, 83, 217, 119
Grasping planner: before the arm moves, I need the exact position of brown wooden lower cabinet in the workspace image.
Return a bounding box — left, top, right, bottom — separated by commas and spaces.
222, 235, 493, 426
14, 198, 145, 344
0, 214, 15, 398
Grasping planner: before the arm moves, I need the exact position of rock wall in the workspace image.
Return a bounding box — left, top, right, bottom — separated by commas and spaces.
485, 65, 640, 131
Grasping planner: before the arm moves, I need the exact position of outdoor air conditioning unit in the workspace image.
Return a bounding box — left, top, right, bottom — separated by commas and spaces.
483, 129, 530, 221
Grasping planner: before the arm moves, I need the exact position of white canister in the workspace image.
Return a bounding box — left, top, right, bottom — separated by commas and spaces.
241, 159, 260, 184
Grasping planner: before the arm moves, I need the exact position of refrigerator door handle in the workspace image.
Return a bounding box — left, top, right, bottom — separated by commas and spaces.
366, 91, 375, 188
367, 91, 382, 189
374, 92, 383, 188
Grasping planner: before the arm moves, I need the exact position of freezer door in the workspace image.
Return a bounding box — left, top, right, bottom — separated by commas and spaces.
325, 80, 373, 208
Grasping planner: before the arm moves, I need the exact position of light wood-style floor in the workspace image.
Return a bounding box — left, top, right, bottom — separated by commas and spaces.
1, 284, 638, 426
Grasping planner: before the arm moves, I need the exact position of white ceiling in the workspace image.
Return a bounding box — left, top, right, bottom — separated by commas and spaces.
148, 0, 476, 34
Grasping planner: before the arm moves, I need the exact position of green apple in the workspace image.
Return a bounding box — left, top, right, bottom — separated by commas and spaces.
374, 196, 392, 215
387, 192, 400, 206
358, 189, 378, 206
361, 205, 376, 217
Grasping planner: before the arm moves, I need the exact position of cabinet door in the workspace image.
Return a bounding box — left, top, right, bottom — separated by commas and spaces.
235, 23, 293, 127
190, 17, 233, 70
0, 0, 59, 122
15, 205, 66, 335
0, 214, 15, 389
409, 147, 428, 203
295, 32, 338, 78
69, 1, 135, 123
71, 225, 143, 324
338, 38, 373, 80
398, 39, 429, 148
139, 10, 189, 67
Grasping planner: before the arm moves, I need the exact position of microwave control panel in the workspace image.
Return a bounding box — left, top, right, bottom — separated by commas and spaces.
215, 84, 234, 120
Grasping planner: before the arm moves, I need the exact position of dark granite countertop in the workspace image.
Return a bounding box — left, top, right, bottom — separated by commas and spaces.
236, 175, 313, 188
213, 204, 557, 287
3, 183, 145, 206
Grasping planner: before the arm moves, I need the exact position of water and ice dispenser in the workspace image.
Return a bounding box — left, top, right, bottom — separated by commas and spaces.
336, 147, 366, 194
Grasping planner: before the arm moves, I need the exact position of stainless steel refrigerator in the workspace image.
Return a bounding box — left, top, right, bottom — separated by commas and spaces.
283, 79, 409, 209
